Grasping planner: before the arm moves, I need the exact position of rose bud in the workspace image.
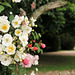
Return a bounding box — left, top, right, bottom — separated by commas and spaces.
28, 44, 32, 48
33, 47, 38, 51
41, 43, 46, 48
23, 58, 29, 65
31, 2, 35, 10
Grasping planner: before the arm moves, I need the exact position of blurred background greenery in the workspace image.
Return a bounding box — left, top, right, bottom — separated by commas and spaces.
36, 0, 75, 52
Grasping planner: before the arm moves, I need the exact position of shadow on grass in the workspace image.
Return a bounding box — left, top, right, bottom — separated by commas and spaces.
38, 55, 75, 72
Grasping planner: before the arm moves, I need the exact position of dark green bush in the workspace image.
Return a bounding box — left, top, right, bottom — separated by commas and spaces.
61, 33, 74, 50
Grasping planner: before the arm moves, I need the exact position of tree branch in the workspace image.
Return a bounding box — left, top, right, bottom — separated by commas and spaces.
31, 1, 67, 20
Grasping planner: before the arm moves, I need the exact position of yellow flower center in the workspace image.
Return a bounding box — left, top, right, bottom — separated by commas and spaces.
22, 53, 24, 55
5, 58, 7, 61
17, 30, 21, 34
31, 19, 33, 22
8, 46, 14, 52
15, 22, 18, 25
6, 39, 9, 42
2, 25, 7, 30
22, 38, 25, 42
25, 19, 28, 22
29, 24, 31, 27
26, 28, 29, 31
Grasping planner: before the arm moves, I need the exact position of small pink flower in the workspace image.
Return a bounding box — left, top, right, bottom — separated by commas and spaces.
31, 2, 35, 10
23, 58, 29, 65
33, 47, 38, 51
41, 43, 46, 48
28, 44, 32, 48
20, 54, 35, 68
35, 55, 39, 60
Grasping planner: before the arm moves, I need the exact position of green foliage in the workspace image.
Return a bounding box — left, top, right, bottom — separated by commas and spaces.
31, 31, 43, 54
0, 1, 11, 13
61, 2, 75, 36
31, 31, 41, 40
36, 8, 66, 35
68, 0, 75, 3
0, 2, 12, 8
0, 5, 4, 13
35, 43, 43, 54
36, 1, 75, 51
8, 64, 27, 75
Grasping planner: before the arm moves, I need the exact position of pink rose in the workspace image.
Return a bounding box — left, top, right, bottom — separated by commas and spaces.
41, 43, 46, 48
35, 55, 39, 60
27, 54, 35, 64
20, 54, 35, 68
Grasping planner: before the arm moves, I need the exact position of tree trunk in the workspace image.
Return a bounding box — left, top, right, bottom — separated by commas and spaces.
31, 1, 67, 20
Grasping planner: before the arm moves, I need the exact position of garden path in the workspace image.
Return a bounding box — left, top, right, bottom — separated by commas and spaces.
36, 70, 75, 75
43, 50, 75, 56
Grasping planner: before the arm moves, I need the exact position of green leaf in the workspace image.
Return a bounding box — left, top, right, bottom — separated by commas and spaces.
32, 32, 34, 36
37, 47, 41, 53
0, 5, 4, 13
36, 35, 39, 40
35, 43, 38, 47
38, 33, 41, 37
1, 2, 12, 8
34, 35, 36, 40
40, 49, 43, 54
9, 15, 14, 23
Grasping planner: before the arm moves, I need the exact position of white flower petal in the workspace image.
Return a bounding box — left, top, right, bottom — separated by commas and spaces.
2, 34, 13, 46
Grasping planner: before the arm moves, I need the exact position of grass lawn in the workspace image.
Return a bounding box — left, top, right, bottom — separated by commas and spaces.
36, 55, 75, 72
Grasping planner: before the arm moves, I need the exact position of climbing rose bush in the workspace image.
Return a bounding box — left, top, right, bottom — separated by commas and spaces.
0, 0, 46, 75
0, 15, 38, 67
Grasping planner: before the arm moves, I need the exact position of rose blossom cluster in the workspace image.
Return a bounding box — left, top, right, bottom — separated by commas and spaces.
0, 15, 37, 66
0, 1, 46, 75
20, 54, 39, 68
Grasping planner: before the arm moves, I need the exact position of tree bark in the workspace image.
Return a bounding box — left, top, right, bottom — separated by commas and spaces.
31, 1, 67, 20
